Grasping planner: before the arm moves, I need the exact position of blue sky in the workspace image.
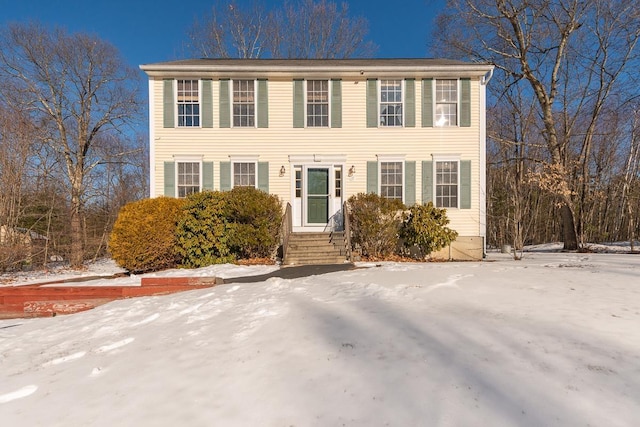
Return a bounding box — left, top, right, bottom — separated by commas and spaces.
0, 0, 446, 68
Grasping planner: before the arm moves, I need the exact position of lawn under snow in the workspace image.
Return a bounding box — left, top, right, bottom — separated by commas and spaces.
1, 248, 639, 426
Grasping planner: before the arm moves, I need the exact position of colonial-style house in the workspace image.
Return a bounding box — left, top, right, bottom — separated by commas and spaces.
140, 59, 493, 261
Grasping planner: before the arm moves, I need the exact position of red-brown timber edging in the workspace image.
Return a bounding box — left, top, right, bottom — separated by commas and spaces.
0, 276, 223, 319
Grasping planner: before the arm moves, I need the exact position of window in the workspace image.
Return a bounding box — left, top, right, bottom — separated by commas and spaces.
177, 162, 200, 197
177, 80, 200, 127
295, 167, 302, 198
380, 80, 403, 126
335, 168, 342, 197
307, 80, 329, 127
436, 161, 458, 207
380, 161, 403, 199
435, 79, 458, 127
233, 162, 256, 187
233, 80, 255, 127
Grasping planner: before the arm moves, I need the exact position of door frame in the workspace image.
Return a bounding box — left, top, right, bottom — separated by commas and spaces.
290, 155, 345, 232
304, 166, 331, 227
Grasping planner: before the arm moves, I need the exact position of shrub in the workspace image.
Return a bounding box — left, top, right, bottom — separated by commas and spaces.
109, 197, 185, 273
400, 202, 458, 257
347, 193, 406, 259
0, 242, 30, 273
223, 186, 283, 260
175, 191, 234, 268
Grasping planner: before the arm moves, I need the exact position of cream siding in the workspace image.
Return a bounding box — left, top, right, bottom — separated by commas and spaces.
147, 66, 489, 239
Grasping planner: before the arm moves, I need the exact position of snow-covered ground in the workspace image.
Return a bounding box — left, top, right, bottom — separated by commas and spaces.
1, 248, 639, 426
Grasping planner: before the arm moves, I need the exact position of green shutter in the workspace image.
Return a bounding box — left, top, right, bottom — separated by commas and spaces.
422, 161, 433, 203
220, 161, 231, 190
460, 160, 471, 208
258, 162, 269, 192
293, 79, 304, 128
202, 79, 213, 128
219, 79, 230, 128
366, 79, 378, 128
367, 161, 378, 194
163, 79, 174, 128
405, 79, 415, 127
203, 162, 214, 190
460, 78, 471, 127
257, 79, 268, 128
164, 161, 175, 196
405, 161, 416, 205
331, 79, 342, 128
422, 78, 433, 127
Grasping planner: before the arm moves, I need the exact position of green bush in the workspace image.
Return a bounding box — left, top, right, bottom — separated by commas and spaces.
347, 193, 406, 259
176, 191, 234, 268
224, 186, 283, 259
400, 202, 458, 257
109, 197, 185, 273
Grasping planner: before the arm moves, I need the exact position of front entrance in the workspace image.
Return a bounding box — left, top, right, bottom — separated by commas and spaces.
306, 168, 330, 224
292, 163, 343, 231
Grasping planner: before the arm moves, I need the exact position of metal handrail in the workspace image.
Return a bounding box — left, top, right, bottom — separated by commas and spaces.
281, 203, 293, 262
343, 201, 352, 262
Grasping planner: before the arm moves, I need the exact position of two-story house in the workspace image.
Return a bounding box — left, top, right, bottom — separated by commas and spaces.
140, 59, 493, 260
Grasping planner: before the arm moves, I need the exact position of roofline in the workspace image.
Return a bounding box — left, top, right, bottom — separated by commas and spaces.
139, 59, 494, 77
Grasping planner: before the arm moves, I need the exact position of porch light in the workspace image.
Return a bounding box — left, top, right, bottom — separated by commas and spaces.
348, 165, 355, 177
279, 165, 286, 177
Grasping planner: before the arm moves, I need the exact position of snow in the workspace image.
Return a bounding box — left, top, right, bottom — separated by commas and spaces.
1, 250, 639, 426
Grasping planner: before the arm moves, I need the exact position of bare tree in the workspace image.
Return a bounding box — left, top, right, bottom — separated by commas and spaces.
0, 23, 141, 267
188, 0, 272, 58
271, 0, 377, 58
0, 106, 36, 270
185, 0, 377, 59
433, 0, 640, 250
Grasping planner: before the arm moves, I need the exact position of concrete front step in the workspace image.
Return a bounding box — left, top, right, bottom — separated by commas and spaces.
285, 257, 349, 265
287, 244, 346, 253
284, 232, 349, 265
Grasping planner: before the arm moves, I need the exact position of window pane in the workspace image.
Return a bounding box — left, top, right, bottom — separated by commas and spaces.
295, 168, 302, 198
435, 161, 458, 208
379, 80, 402, 127
435, 80, 457, 127
177, 161, 200, 197
307, 80, 329, 127
233, 162, 256, 187
380, 161, 403, 200
233, 80, 255, 127
177, 80, 199, 127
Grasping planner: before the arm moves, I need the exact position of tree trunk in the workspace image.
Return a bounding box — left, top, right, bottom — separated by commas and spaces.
561, 203, 578, 250
69, 190, 83, 267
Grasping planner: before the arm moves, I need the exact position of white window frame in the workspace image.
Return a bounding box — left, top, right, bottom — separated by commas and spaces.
176, 79, 201, 128
378, 79, 404, 127
174, 155, 203, 198
433, 155, 461, 208
230, 155, 259, 189
232, 79, 257, 128
305, 79, 330, 128
434, 79, 459, 127
378, 155, 406, 201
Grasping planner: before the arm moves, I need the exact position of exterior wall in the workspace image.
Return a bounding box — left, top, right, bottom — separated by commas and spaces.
145, 62, 491, 252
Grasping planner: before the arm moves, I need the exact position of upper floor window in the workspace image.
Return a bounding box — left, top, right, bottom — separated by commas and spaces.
435, 79, 458, 127
380, 161, 403, 199
177, 161, 200, 197
233, 161, 256, 187
307, 80, 329, 127
177, 80, 199, 127
233, 80, 255, 127
436, 160, 458, 207
380, 80, 403, 127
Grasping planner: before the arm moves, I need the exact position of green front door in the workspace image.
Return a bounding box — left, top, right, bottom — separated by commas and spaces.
307, 168, 329, 224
